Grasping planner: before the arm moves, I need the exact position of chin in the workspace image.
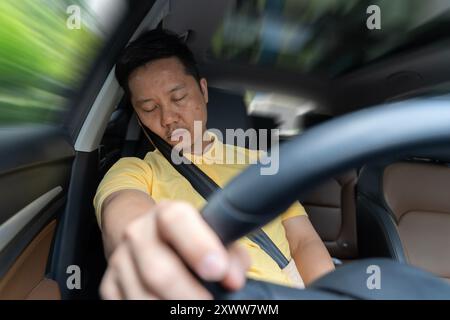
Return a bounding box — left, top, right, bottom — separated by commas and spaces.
167, 139, 189, 151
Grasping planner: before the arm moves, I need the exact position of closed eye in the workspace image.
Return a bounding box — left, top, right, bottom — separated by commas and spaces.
143, 105, 157, 113
173, 94, 187, 102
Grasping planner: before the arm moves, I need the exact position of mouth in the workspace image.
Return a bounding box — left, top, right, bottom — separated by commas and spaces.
167, 128, 186, 143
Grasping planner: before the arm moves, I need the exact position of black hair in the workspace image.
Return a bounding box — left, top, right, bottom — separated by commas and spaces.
115, 29, 201, 100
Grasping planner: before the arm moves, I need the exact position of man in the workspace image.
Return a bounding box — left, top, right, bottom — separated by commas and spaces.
94, 29, 334, 300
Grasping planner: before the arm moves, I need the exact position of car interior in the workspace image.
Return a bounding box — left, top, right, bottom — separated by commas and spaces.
1, 0, 450, 299
357, 151, 450, 283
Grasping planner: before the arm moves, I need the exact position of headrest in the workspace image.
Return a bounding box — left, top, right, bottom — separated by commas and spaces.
206, 87, 251, 136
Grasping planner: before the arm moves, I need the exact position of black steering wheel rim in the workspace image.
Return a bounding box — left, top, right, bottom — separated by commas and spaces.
200, 95, 450, 299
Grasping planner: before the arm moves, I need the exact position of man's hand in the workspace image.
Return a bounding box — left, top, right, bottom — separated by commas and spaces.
100, 200, 250, 300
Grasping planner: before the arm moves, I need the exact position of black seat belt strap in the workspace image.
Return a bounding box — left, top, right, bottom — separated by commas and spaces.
247, 231, 289, 269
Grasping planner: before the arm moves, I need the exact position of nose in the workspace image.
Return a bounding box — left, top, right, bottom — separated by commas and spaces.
160, 105, 179, 128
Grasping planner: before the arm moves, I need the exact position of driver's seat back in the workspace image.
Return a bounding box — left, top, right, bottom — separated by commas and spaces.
300, 171, 358, 260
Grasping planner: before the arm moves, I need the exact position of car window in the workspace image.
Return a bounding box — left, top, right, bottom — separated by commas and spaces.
0, 0, 126, 125
209, 0, 450, 78
245, 90, 315, 136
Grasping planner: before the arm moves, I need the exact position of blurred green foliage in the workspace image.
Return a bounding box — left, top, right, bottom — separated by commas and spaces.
0, 0, 101, 124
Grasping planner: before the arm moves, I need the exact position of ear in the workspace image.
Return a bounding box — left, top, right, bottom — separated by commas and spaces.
199, 78, 208, 103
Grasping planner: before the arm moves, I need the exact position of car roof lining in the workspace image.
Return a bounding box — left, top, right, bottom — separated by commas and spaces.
163, 0, 232, 61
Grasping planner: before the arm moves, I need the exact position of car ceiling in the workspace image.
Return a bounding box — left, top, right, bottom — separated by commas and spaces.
160, 0, 450, 116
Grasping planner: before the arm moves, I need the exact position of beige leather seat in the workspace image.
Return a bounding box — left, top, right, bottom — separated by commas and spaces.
357, 158, 450, 282
300, 170, 359, 260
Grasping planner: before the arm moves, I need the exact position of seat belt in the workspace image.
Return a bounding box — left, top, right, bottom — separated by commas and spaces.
138, 122, 289, 269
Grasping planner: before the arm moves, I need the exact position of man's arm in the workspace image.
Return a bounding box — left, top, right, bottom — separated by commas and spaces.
100, 189, 155, 257
99, 190, 250, 299
283, 215, 335, 286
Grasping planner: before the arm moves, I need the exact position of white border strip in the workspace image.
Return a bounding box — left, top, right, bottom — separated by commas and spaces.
74, 69, 123, 152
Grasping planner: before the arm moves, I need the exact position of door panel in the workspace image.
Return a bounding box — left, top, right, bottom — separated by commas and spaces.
0, 220, 59, 299
0, 125, 75, 300
0, 126, 73, 225
0, 0, 157, 300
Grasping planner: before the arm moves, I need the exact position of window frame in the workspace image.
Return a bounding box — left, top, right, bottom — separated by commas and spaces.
62, 0, 157, 145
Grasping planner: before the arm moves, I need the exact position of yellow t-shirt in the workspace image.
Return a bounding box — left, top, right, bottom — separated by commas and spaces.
93, 132, 307, 287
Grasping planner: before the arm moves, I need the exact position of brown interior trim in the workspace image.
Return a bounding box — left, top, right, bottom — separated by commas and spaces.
26, 278, 61, 300
0, 220, 60, 300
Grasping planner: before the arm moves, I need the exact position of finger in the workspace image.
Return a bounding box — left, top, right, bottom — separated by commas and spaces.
123, 210, 212, 299
111, 245, 156, 300
155, 201, 229, 282
221, 243, 251, 291
100, 268, 122, 300
130, 243, 213, 299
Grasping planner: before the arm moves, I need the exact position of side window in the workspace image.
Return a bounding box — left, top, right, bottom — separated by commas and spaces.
0, 0, 126, 125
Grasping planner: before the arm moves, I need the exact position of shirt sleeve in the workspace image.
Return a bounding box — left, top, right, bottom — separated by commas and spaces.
280, 201, 308, 221
93, 157, 153, 227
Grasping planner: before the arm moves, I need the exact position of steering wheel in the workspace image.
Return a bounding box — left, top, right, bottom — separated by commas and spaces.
200, 95, 450, 299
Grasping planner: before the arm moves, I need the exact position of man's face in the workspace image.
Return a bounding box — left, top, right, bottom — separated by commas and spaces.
128, 57, 208, 149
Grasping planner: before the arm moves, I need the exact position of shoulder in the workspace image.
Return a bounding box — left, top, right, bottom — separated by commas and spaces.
112, 156, 150, 169
143, 150, 162, 162
105, 155, 159, 177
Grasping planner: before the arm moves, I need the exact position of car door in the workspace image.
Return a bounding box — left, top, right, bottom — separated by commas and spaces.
0, 0, 153, 299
